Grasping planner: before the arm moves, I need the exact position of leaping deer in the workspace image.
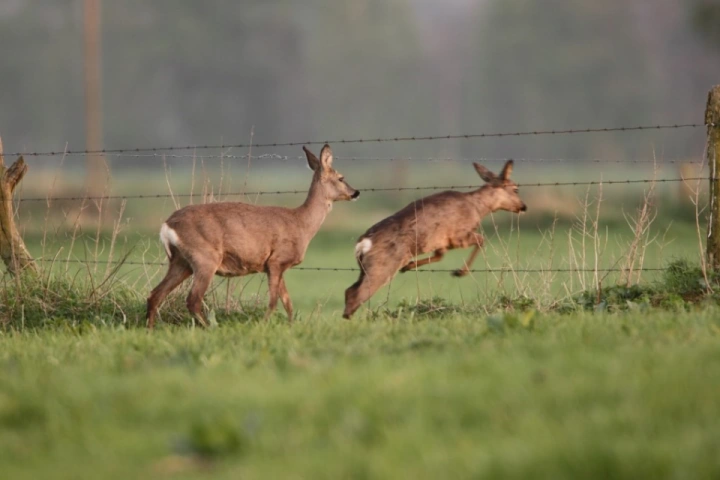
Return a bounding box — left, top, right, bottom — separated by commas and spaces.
146, 144, 359, 329
343, 160, 525, 319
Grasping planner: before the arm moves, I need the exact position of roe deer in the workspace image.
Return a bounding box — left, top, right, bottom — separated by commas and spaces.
146, 144, 359, 329
343, 159, 525, 319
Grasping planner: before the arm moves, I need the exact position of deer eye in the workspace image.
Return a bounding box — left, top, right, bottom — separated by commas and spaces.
339, 176, 345, 182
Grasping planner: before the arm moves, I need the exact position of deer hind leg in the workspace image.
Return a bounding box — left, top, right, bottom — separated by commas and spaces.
452, 234, 484, 277
343, 259, 402, 319
343, 269, 366, 319
147, 258, 192, 329
400, 248, 447, 273
185, 266, 218, 328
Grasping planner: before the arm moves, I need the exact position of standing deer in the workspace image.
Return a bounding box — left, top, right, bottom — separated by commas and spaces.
146, 144, 359, 329
343, 160, 525, 319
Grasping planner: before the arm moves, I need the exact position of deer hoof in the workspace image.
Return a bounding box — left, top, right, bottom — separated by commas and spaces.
452, 269, 467, 277
400, 265, 412, 273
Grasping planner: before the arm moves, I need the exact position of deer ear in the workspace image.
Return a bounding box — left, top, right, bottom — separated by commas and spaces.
500, 159, 514, 180
319, 144, 333, 170
303, 146, 321, 171
473, 163, 496, 183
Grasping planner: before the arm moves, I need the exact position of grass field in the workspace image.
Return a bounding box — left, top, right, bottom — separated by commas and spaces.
13, 159, 709, 318
2, 309, 720, 479
1, 160, 717, 478
12, 206, 704, 320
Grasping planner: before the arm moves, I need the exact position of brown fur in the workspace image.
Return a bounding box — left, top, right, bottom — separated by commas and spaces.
343, 160, 525, 319
146, 144, 359, 329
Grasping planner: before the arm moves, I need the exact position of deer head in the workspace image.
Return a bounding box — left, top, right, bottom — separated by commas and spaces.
473, 160, 527, 213
303, 144, 360, 202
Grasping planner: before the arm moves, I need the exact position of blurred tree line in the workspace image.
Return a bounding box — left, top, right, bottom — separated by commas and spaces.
692, 0, 720, 48
0, 0, 718, 164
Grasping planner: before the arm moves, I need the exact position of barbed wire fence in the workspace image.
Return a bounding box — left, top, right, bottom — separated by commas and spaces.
11, 152, 714, 164
4, 119, 719, 275
5, 122, 712, 157
7, 177, 710, 204
30, 258, 670, 274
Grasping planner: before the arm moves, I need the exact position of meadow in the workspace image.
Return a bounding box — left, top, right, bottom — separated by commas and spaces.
2, 310, 720, 479
11, 157, 708, 318
1, 157, 718, 478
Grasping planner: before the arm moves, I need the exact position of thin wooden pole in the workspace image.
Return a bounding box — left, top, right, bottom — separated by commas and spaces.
705, 85, 720, 270
84, 0, 105, 197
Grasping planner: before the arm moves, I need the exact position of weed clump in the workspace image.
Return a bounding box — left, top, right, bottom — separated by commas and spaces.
662, 259, 714, 299
180, 415, 248, 459
375, 260, 720, 319
0, 275, 145, 328
574, 259, 720, 313
0, 273, 267, 330
381, 296, 467, 320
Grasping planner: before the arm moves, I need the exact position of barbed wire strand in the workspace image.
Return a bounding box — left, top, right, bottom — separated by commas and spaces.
14, 177, 712, 203
15, 152, 710, 165
7, 122, 715, 157
31, 258, 668, 273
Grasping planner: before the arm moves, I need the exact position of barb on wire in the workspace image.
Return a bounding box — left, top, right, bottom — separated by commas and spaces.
33, 257, 668, 273
13, 177, 713, 203
7, 122, 713, 157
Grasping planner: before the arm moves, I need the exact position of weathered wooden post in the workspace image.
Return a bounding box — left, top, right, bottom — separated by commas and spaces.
0, 136, 37, 274
706, 86, 720, 270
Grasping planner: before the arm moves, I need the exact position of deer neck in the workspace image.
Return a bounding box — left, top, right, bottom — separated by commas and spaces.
296, 177, 332, 237
468, 187, 494, 218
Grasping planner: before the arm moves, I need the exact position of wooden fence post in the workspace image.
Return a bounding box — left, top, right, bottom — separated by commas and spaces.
706, 86, 720, 271
0, 136, 38, 275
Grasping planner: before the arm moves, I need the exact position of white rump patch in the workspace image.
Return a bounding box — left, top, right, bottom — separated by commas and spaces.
355, 238, 372, 257
159, 223, 180, 258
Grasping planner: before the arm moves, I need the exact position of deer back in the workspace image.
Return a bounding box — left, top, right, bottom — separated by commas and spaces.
355, 160, 525, 260
159, 144, 359, 273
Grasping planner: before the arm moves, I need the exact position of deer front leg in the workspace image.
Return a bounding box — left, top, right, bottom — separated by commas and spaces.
264, 266, 285, 320
278, 277, 294, 322
400, 248, 447, 273
452, 234, 484, 277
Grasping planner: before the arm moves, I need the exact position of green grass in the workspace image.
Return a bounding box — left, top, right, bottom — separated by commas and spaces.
1, 309, 720, 479
2, 162, 715, 478
13, 215, 704, 318
16, 161, 707, 317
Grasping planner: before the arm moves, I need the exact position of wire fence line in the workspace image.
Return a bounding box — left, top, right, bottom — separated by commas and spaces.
7, 122, 714, 279
13, 152, 710, 165
13, 177, 712, 203
32, 258, 668, 274
6, 122, 714, 158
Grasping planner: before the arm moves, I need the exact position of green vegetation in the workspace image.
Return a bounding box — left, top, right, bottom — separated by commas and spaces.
13, 160, 708, 315
693, 0, 720, 49
1, 2, 717, 478
1, 307, 720, 479
2, 247, 717, 328
1, 150, 716, 478
3, 172, 717, 478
